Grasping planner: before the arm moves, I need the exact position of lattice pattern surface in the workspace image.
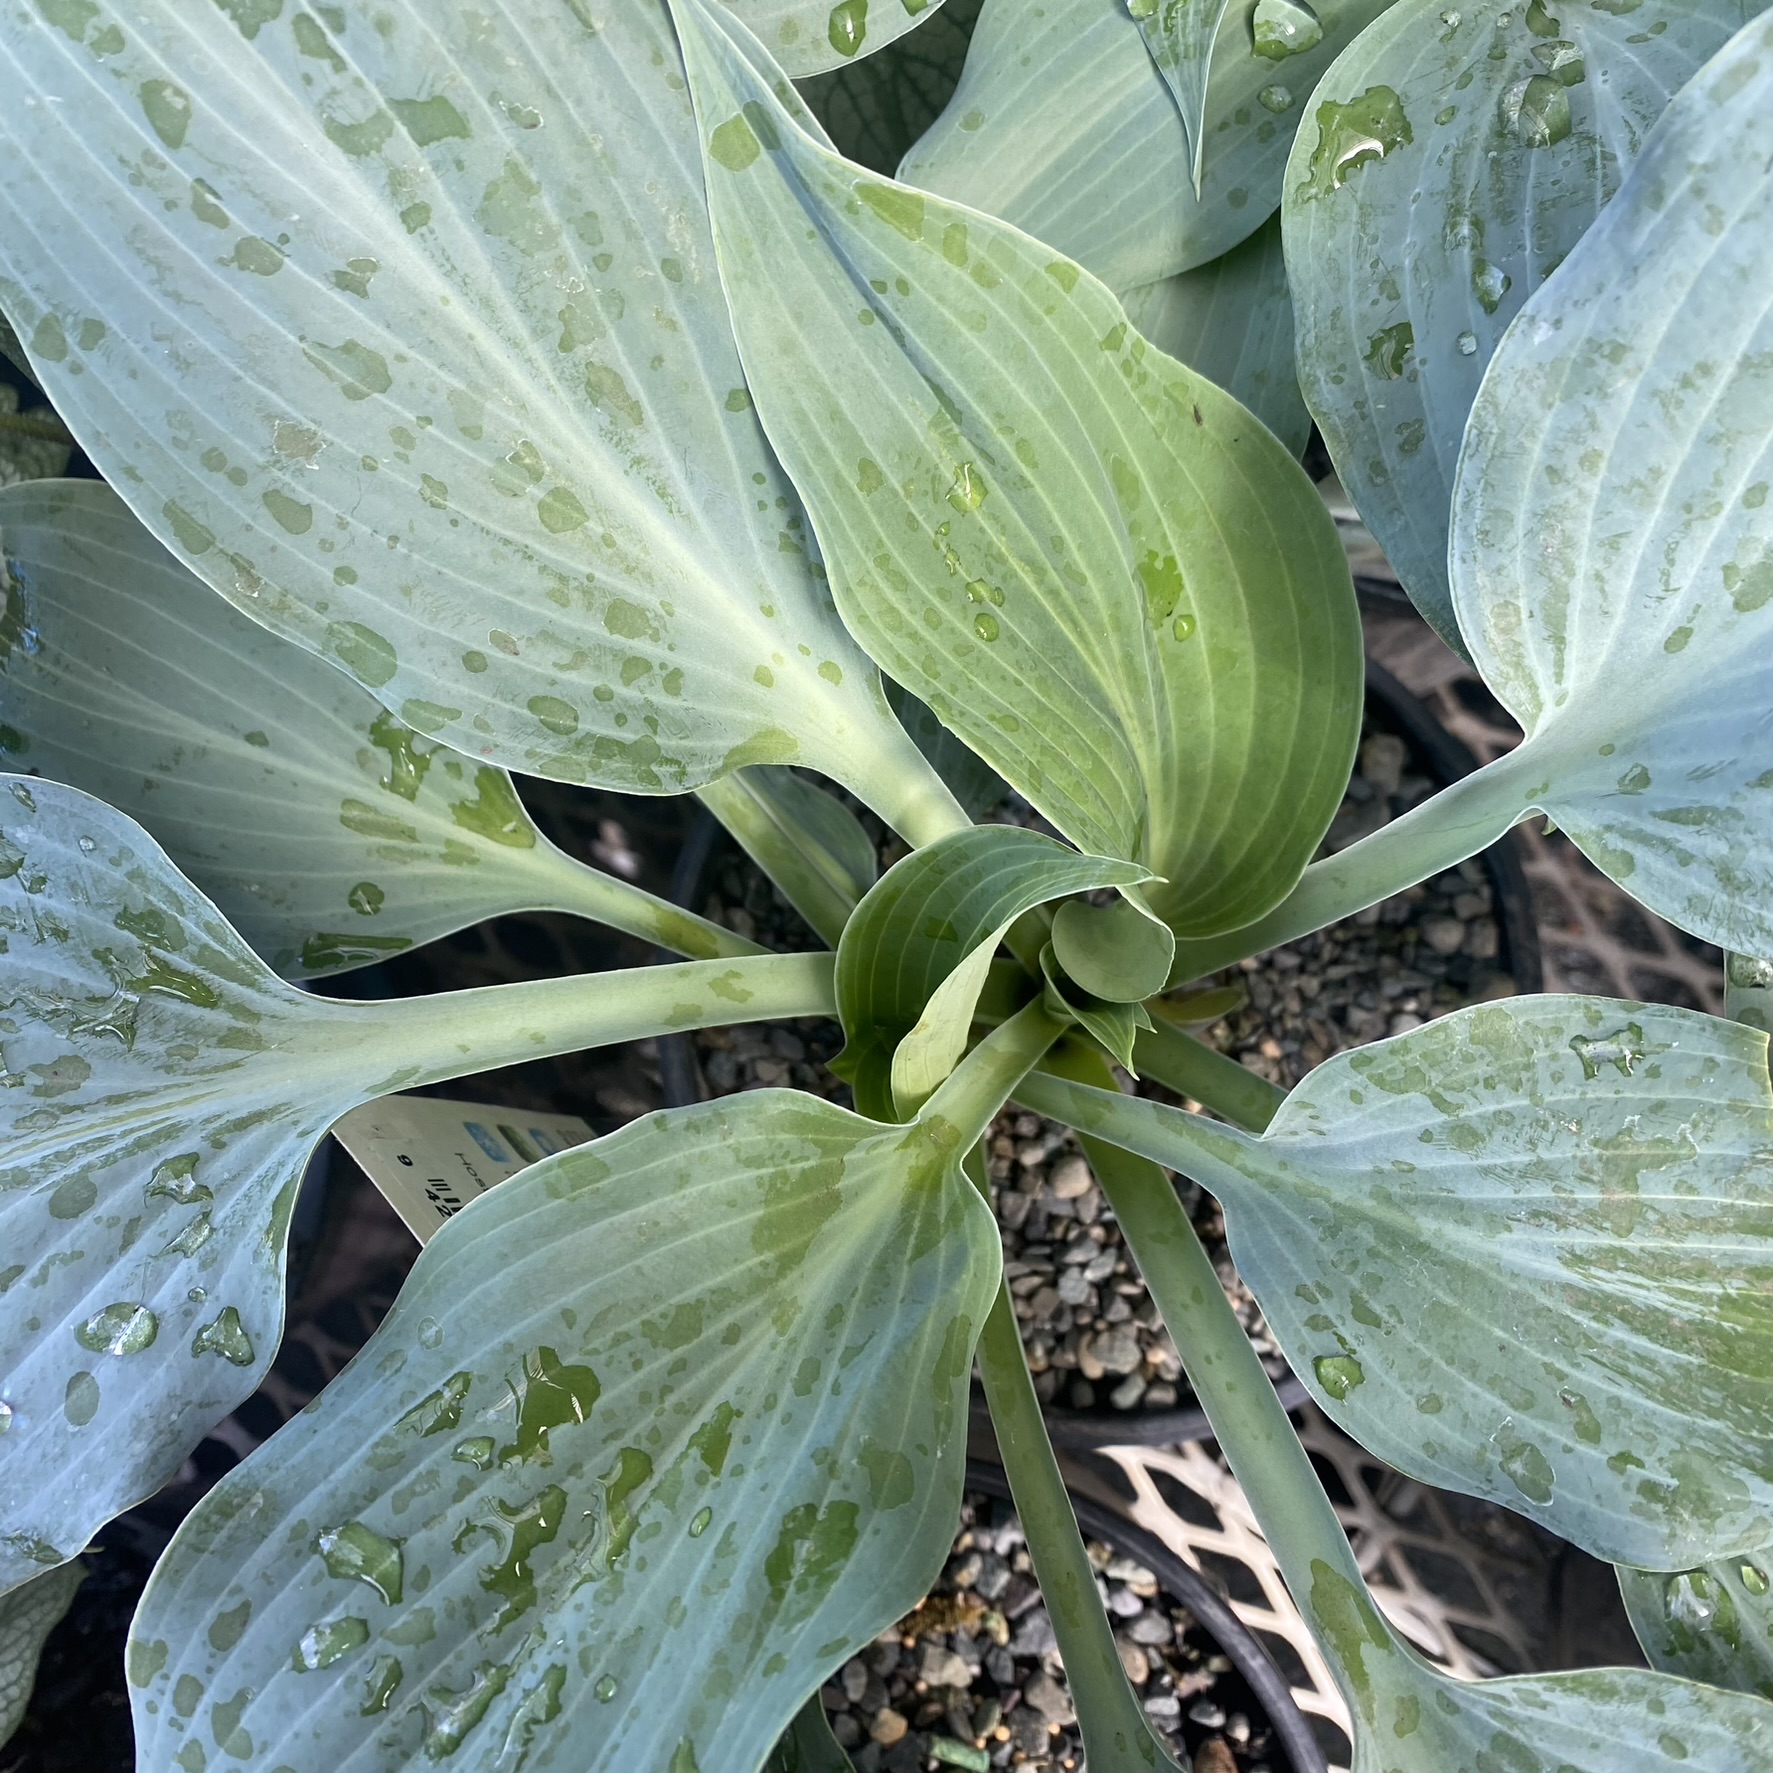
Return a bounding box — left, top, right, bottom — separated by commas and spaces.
1067, 1403, 1573, 1773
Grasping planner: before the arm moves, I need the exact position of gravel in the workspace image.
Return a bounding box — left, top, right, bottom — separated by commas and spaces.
819, 1489, 1284, 1773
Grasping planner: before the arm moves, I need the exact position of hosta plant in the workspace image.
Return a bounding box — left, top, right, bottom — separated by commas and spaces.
0, 0, 1772, 1769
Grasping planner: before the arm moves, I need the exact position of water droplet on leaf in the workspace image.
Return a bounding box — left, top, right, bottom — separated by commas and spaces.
972, 612, 1000, 642
1251, 0, 1323, 58
1471, 260, 1511, 314
1568, 1023, 1646, 1080
1667, 1572, 1718, 1629
1305, 88, 1413, 195
315, 1521, 404, 1604
1258, 84, 1294, 112
1457, 331, 1478, 355
76, 1302, 158, 1356
292, 1616, 370, 1672
192, 1306, 255, 1366
454, 1435, 496, 1469
1503, 74, 1573, 147
1314, 1354, 1365, 1399
828, 0, 867, 57
595, 1674, 619, 1703
946, 463, 987, 513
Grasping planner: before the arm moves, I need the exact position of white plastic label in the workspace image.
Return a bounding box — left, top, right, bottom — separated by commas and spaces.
329, 1095, 595, 1243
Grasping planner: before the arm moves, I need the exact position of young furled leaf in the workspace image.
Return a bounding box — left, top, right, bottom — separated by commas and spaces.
1023, 995, 1773, 1570
0, 776, 833, 1598
0, 0, 960, 840
1285, 0, 1764, 652
835, 825, 1148, 1119
677, 0, 1362, 937
900, 0, 1396, 290
0, 480, 754, 975
131, 1091, 998, 1773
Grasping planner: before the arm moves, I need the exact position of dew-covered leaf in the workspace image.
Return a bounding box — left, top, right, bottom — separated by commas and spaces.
1127, 0, 1236, 192
0, 1560, 82, 1747
0, 774, 835, 1596
678, 0, 1362, 933
1452, 15, 1773, 955
1622, 1559, 1773, 1702
0, 0, 944, 827
130, 1088, 997, 1773
1024, 996, 1773, 1568
0, 480, 753, 976
1285, 0, 1762, 653
732, 0, 957, 77
835, 825, 1147, 1120
1303, 1560, 1773, 1772
698, 765, 879, 948
900, 0, 1396, 290
1119, 214, 1310, 457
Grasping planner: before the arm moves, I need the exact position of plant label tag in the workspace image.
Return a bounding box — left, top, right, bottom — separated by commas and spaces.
329, 1095, 596, 1244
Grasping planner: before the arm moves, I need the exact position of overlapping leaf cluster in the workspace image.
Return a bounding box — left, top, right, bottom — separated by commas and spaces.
0, 0, 1770, 1767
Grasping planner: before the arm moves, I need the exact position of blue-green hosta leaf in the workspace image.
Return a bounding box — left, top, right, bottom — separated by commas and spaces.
130, 1090, 997, 1773
1023, 996, 1773, 1569
0, 775, 834, 1597
0, 480, 753, 977
678, 0, 1363, 935
1304, 1561, 1773, 1772
698, 765, 878, 948
0, 1561, 81, 1747
0, 0, 947, 829
899, 0, 1396, 290
1127, 0, 1236, 192
735, 0, 956, 75
1285, 0, 1762, 654
1622, 1559, 1773, 1702
1451, 15, 1773, 956
767, 1698, 854, 1772
836, 826, 1148, 1119
1119, 214, 1310, 457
